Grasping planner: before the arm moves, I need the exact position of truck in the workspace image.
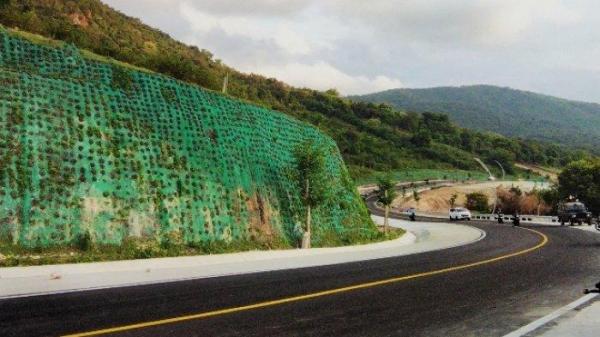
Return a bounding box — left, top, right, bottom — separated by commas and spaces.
557, 201, 593, 226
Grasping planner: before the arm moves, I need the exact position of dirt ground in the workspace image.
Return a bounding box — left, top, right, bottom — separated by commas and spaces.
393, 181, 549, 215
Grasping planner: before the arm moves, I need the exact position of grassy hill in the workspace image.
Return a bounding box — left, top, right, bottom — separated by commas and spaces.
0, 1, 591, 178
351, 85, 600, 152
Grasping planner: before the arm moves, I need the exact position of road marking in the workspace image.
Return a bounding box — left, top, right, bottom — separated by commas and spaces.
503, 293, 598, 337
63, 227, 548, 337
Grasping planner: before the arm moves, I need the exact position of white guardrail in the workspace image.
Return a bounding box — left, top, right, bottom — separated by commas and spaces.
473, 214, 559, 224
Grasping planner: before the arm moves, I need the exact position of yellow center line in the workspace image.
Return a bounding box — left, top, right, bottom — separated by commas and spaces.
63, 227, 549, 337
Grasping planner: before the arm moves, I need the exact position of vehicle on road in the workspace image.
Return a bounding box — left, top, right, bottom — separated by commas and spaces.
402, 207, 416, 215
449, 207, 471, 221
405, 207, 417, 221
512, 213, 520, 227
557, 201, 593, 226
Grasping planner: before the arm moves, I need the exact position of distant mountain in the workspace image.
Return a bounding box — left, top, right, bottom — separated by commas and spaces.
351, 85, 600, 152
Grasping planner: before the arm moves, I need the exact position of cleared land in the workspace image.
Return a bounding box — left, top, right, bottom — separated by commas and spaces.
393, 181, 549, 215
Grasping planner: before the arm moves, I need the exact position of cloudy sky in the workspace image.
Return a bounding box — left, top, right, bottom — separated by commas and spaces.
103, 0, 600, 102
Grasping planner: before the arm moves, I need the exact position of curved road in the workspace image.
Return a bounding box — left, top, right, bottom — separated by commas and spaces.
1, 202, 600, 336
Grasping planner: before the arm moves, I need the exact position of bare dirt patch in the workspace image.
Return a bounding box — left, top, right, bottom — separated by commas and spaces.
393, 181, 548, 215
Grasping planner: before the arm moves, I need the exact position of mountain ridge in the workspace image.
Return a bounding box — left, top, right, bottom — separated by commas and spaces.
351, 85, 600, 152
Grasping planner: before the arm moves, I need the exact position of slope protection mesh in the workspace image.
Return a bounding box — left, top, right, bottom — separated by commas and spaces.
0, 29, 373, 248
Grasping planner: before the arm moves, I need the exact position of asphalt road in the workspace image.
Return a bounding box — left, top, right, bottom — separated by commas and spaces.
2, 206, 600, 337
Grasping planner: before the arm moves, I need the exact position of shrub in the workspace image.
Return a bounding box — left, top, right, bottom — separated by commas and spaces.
496, 188, 522, 214
73, 231, 92, 251
466, 192, 490, 213
111, 66, 135, 92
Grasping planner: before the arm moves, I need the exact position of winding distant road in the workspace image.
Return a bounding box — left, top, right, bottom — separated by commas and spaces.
1, 198, 600, 337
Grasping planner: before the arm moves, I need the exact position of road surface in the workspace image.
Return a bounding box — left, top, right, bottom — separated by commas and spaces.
1, 201, 599, 336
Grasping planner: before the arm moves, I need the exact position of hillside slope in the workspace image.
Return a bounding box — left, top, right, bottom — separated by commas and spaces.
352, 85, 600, 152
0, 27, 376, 249
0, 0, 587, 174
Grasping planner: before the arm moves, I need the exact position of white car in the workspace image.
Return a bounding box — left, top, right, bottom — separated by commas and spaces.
449, 207, 471, 221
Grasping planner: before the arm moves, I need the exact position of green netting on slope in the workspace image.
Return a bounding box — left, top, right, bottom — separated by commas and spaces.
0, 30, 373, 248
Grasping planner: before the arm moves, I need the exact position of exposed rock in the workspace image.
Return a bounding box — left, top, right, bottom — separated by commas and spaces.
68, 12, 90, 28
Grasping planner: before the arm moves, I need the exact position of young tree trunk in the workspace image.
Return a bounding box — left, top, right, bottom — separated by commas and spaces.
301, 178, 311, 249
384, 190, 389, 234
302, 204, 312, 249
384, 205, 389, 234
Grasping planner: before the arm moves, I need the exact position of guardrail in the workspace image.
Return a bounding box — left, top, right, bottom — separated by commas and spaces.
473, 214, 559, 224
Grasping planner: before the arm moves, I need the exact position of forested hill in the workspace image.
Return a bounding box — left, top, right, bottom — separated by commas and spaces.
0, 1, 592, 175
351, 85, 600, 152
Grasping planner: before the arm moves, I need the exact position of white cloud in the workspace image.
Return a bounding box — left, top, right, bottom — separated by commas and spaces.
103, 0, 600, 102
180, 1, 312, 55
324, 0, 582, 47
247, 61, 403, 95
482, 0, 582, 45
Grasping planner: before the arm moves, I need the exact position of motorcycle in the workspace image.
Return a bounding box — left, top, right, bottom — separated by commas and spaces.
584, 281, 600, 294
409, 212, 416, 221
512, 214, 520, 227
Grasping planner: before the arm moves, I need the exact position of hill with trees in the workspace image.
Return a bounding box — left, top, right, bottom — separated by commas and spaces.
0, 1, 592, 178
352, 85, 600, 153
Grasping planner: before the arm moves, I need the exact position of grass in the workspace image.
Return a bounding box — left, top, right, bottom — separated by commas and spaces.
4, 25, 154, 74
350, 166, 491, 186
0, 236, 288, 267
0, 228, 405, 267
350, 165, 551, 186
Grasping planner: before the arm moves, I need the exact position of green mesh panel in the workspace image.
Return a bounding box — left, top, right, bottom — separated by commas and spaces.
0, 29, 373, 248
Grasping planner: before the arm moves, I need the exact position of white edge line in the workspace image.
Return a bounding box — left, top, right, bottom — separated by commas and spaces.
0, 217, 486, 300
502, 293, 599, 337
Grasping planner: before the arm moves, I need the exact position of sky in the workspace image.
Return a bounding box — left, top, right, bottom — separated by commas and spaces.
102, 0, 600, 102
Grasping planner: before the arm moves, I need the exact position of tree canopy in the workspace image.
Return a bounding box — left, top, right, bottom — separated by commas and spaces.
558, 159, 600, 215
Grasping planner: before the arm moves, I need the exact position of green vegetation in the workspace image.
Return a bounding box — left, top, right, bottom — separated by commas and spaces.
557, 159, 600, 215
291, 141, 331, 248
352, 85, 600, 154
449, 193, 458, 208
465, 192, 490, 213
351, 167, 490, 186
413, 190, 421, 207
0, 28, 381, 259
0, 235, 288, 267
0, 2, 590, 178
376, 175, 397, 233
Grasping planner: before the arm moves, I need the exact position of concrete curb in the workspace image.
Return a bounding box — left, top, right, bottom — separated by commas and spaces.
0, 215, 484, 299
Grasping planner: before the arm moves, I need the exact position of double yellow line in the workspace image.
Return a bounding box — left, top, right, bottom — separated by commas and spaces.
64, 227, 548, 337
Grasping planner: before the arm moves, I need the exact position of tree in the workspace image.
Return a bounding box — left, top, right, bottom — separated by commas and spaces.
413, 189, 421, 207
496, 187, 522, 214
376, 174, 397, 233
410, 128, 432, 147
538, 186, 560, 214
292, 140, 330, 248
465, 192, 489, 213
449, 193, 458, 208
558, 159, 600, 215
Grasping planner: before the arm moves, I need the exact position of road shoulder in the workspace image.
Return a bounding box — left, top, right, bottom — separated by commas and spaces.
0, 215, 483, 299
